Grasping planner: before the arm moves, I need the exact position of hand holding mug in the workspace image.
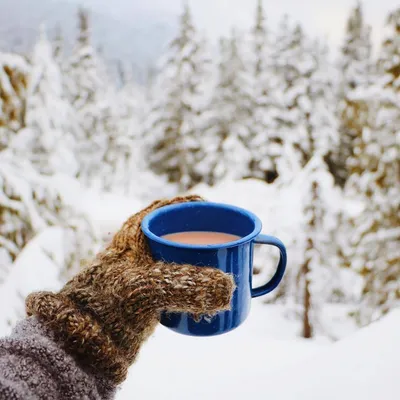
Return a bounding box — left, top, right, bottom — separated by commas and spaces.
26, 195, 236, 384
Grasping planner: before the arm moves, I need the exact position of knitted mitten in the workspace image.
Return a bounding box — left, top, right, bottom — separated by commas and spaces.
26, 195, 235, 385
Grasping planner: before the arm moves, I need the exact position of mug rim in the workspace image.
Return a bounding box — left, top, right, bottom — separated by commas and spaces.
141, 201, 262, 250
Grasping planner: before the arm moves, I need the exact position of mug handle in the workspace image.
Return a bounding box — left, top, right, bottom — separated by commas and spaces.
251, 234, 287, 298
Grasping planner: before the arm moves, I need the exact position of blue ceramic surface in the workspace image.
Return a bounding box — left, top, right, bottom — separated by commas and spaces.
141, 202, 287, 336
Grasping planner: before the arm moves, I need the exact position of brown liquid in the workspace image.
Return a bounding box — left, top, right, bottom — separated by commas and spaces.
162, 231, 241, 245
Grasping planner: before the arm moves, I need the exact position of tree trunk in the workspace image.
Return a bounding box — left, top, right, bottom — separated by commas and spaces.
302, 246, 313, 339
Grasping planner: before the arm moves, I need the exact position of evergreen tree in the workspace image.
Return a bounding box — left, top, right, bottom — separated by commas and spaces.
274, 21, 337, 181
247, 0, 282, 183
52, 24, 64, 63
306, 40, 338, 158
65, 8, 113, 187
144, 64, 157, 105
272, 23, 339, 334
294, 156, 341, 338
0, 52, 29, 151
199, 31, 253, 185
274, 22, 310, 176
379, 9, 400, 88
0, 150, 95, 282
287, 73, 338, 336
102, 64, 145, 193
327, 2, 372, 187
20, 26, 78, 176
145, 3, 211, 191
117, 63, 146, 134
252, 0, 267, 79
345, 8, 400, 326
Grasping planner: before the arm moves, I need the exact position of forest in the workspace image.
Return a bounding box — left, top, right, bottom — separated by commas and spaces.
0, 1, 399, 341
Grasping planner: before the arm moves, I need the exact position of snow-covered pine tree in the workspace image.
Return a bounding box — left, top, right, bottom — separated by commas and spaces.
199, 31, 253, 185
247, 0, 282, 183
65, 8, 114, 188
102, 63, 146, 193
0, 150, 95, 283
306, 40, 338, 157
144, 64, 157, 107
252, 0, 268, 84
0, 52, 29, 151
16, 26, 78, 176
294, 155, 341, 338
326, 2, 372, 187
272, 23, 339, 335
273, 22, 310, 176
145, 3, 211, 191
114, 66, 184, 202
345, 8, 400, 326
273, 20, 337, 182
299, 171, 323, 338
117, 64, 146, 139
52, 24, 64, 64
269, 16, 298, 180
287, 42, 339, 332
286, 123, 340, 338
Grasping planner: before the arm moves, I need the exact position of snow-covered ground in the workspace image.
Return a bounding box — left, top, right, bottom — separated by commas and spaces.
261, 309, 400, 400
0, 227, 64, 333
117, 307, 400, 400
117, 299, 325, 400
49, 174, 142, 236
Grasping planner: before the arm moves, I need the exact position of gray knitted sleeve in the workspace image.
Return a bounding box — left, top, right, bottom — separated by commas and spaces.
0, 317, 116, 400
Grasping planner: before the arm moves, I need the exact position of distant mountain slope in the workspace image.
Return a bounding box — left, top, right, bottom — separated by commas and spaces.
0, 0, 174, 78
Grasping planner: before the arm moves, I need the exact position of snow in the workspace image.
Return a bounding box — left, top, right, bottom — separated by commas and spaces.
48, 174, 141, 236
0, 227, 64, 334
117, 305, 399, 400
117, 300, 326, 400
260, 309, 400, 400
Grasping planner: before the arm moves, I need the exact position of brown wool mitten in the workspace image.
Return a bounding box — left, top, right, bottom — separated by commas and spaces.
26, 195, 235, 385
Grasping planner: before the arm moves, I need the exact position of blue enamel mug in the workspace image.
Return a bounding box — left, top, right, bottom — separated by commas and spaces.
141, 201, 287, 336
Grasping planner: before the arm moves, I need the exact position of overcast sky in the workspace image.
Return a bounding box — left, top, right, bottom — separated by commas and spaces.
71, 0, 399, 52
